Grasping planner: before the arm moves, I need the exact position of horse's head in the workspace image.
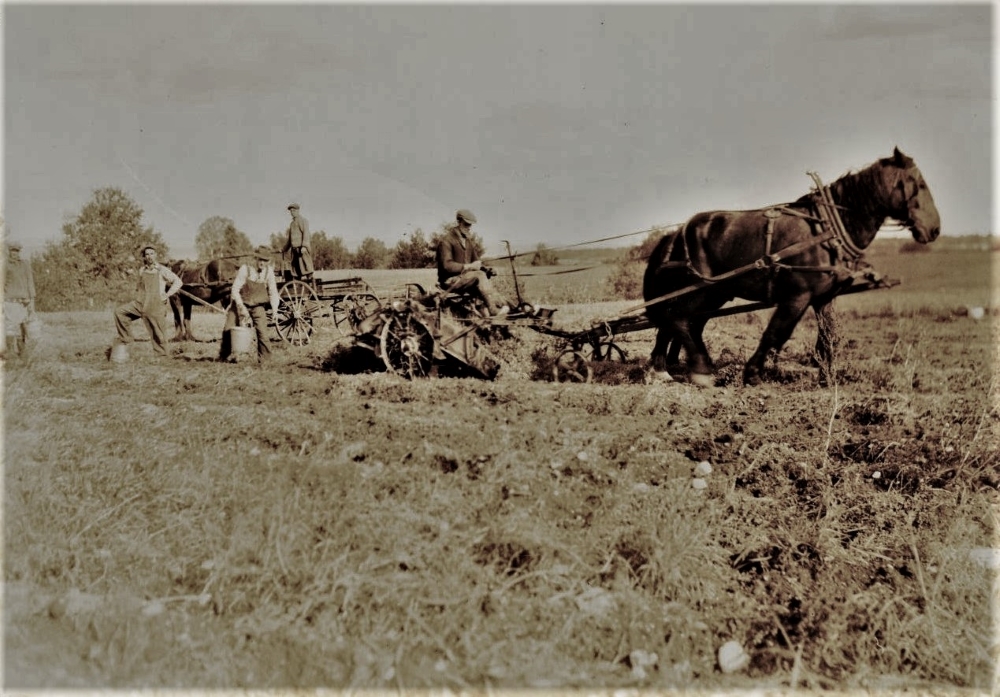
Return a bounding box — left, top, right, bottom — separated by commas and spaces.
884, 147, 941, 243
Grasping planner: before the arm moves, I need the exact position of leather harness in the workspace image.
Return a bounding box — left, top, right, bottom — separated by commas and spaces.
627, 171, 906, 316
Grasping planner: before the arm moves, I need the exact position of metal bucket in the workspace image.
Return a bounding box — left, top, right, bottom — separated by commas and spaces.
110, 343, 129, 363
229, 326, 254, 356
24, 317, 42, 341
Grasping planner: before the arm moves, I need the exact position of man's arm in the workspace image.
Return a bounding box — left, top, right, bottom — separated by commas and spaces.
266, 267, 281, 316
26, 263, 36, 312
160, 265, 183, 298
230, 266, 249, 315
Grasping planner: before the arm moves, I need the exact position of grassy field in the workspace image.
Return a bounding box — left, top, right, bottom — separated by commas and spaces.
3, 242, 998, 690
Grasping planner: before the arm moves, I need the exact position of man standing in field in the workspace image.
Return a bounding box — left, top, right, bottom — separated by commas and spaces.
218, 246, 281, 363
3, 241, 36, 357
282, 203, 313, 283
111, 245, 182, 358
436, 209, 508, 316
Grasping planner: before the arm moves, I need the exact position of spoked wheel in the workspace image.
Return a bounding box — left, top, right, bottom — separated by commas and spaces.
333, 293, 382, 336
276, 280, 320, 346
553, 350, 593, 383
379, 311, 436, 379
591, 340, 628, 362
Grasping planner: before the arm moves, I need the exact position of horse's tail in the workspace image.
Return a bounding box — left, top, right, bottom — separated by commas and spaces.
642, 227, 689, 301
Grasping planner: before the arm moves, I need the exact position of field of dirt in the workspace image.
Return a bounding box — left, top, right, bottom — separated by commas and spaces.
3, 246, 998, 690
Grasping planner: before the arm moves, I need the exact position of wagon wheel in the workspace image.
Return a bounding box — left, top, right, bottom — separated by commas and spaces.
332, 293, 382, 336
553, 350, 592, 383
379, 311, 436, 379
592, 341, 628, 362
276, 280, 320, 346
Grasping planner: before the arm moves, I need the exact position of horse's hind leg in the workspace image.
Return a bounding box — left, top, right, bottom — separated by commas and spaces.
744, 296, 810, 385
812, 300, 839, 386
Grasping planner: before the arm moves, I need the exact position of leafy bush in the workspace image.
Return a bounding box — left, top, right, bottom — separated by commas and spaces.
530, 244, 559, 266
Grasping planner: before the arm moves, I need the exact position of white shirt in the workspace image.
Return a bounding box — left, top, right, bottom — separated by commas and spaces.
231, 263, 280, 315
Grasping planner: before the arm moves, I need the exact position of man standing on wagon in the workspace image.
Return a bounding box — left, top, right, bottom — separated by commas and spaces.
282, 203, 313, 283
436, 209, 509, 316
218, 246, 281, 364
111, 245, 183, 358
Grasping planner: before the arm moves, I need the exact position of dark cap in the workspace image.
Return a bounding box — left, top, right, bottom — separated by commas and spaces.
456, 209, 477, 224
7, 241, 22, 251
287, 203, 300, 210
253, 245, 272, 260
140, 245, 156, 255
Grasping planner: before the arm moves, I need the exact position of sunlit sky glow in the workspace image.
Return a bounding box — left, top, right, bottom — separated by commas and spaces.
2, 3, 993, 259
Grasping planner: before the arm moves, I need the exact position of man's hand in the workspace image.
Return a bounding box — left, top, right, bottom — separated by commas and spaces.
464, 260, 482, 272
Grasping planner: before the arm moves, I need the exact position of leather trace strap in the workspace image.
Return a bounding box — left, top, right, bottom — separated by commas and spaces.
808, 171, 865, 261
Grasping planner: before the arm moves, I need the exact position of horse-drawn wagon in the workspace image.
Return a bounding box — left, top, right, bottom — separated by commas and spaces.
170, 253, 381, 345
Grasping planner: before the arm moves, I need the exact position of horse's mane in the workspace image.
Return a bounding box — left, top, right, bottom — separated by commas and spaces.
792, 159, 895, 222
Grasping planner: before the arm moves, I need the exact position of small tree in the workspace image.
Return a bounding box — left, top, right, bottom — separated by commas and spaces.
312, 231, 352, 270
195, 216, 253, 260
62, 187, 167, 282
390, 229, 435, 269
353, 237, 389, 269
530, 243, 559, 266
36, 187, 168, 309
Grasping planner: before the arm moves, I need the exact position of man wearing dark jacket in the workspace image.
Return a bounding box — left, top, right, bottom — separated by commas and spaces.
282, 203, 313, 282
435, 209, 508, 316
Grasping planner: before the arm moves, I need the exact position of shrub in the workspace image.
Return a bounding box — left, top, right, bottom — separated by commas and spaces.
530, 244, 559, 266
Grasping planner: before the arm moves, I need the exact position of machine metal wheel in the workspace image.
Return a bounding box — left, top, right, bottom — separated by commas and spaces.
379, 311, 436, 379
276, 280, 320, 346
333, 293, 382, 336
553, 349, 592, 383
591, 341, 627, 362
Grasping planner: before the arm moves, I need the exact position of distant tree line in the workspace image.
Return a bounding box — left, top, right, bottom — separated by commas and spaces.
28, 187, 510, 311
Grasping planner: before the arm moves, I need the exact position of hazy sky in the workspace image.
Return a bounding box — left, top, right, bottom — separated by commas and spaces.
2, 3, 993, 260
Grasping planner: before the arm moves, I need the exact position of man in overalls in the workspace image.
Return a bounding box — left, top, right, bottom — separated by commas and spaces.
218, 246, 281, 363
112, 245, 183, 357
282, 203, 313, 283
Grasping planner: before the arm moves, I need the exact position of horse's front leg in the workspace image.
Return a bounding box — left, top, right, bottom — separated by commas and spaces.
744, 295, 811, 385
648, 326, 675, 382
812, 300, 839, 387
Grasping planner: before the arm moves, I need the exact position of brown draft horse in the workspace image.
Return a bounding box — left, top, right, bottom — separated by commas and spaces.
168, 258, 240, 341
643, 147, 941, 387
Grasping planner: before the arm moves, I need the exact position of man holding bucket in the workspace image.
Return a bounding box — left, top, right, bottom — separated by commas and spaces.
218, 246, 280, 363
3, 241, 36, 357
111, 245, 182, 359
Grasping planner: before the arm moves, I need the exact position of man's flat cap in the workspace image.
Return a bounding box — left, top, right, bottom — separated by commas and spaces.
254, 246, 273, 260
7, 241, 22, 251
287, 203, 300, 210
456, 209, 477, 224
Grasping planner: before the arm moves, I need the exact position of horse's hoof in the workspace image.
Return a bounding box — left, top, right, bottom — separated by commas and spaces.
743, 373, 762, 386
648, 370, 674, 384
690, 373, 715, 388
